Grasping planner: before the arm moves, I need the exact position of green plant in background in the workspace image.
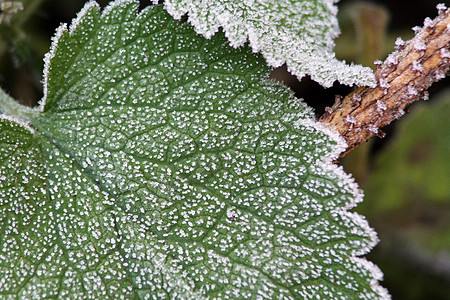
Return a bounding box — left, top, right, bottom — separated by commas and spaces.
0, 1, 23, 24
359, 90, 450, 300
364, 91, 450, 214
0, 0, 448, 298
0, 0, 48, 108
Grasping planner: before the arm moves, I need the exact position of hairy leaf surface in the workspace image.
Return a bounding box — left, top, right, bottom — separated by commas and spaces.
160, 0, 376, 88
0, 1, 387, 298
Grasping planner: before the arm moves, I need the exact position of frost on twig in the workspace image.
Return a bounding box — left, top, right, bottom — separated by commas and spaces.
320, 5, 450, 157
160, 0, 376, 88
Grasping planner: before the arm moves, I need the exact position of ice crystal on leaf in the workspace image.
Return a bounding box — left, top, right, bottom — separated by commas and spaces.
160, 0, 376, 88
0, 1, 388, 298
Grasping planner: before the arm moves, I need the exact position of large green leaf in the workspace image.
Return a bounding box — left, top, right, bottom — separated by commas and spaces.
160, 0, 376, 88
0, 1, 387, 298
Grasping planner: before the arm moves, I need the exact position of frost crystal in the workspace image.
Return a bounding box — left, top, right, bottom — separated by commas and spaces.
423, 17, 433, 28
436, 3, 447, 14
376, 100, 387, 111
0, 1, 388, 299
384, 53, 398, 66
352, 93, 362, 102
394, 37, 405, 49
440, 48, 450, 59
414, 41, 427, 51
162, 0, 376, 88
412, 61, 424, 72
367, 124, 378, 134
412, 26, 422, 34
379, 78, 390, 89
344, 115, 357, 126
407, 86, 418, 96
394, 108, 405, 119
434, 69, 446, 80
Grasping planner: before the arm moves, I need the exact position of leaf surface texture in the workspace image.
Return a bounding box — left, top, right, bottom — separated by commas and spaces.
0, 1, 387, 298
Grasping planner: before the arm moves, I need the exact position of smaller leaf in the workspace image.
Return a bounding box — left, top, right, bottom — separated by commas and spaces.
162, 0, 376, 88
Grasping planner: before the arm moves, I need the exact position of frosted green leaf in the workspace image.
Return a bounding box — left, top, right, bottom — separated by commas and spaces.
159, 0, 376, 88
0, 1, 388, 298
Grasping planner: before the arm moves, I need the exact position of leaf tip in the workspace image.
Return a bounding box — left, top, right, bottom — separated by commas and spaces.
70, 1, 101, 33
41, 22, 67, 111
0, 113, 35, 133
101, 0, 137, 18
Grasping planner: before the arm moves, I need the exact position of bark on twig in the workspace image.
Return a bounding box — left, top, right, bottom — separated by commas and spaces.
320, 6, 450, 158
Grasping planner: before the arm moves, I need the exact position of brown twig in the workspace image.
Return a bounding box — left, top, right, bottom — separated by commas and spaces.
320, 5, 450, 158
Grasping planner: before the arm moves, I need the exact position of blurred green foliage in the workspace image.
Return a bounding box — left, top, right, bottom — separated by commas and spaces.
359, 92, 450, 299
363, 91, 450, 215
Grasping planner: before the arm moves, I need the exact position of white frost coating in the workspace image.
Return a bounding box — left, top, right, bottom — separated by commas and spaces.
376, 100, 387, 111
0, 87, 41, 123
394, 37, 405, 49
101, 0, 132, 17
0, 114, 35, 133
440, 48, 450, 59
412, 61, 424, 72
414, 41, 426, 51
41, 23, 67, 110
69, 1, 99, 32
351, 257, 391, 300
412, 26, 422, 34
367, 124, 378, 134
423, 17, 433, 28
2, 1, 388, 298
294, 117, 367, 209
379, 78, 390, 89
293, 117, 386, 297
294, 117, 347, 161
295, 119, 367, 208
41, 1, 100, 111
345, 115, 357, 125
436, 3, 447, 12
163, 0, 376, 88
344, 211, 379, 255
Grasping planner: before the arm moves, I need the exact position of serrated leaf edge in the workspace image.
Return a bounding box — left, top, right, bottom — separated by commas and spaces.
162, 0, 377, 88
41, 1, 101, 111
295, 117, 389, 298
0, 113, 35, 133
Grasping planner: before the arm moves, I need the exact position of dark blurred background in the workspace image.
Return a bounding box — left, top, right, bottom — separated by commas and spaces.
1, 1, 448, 299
